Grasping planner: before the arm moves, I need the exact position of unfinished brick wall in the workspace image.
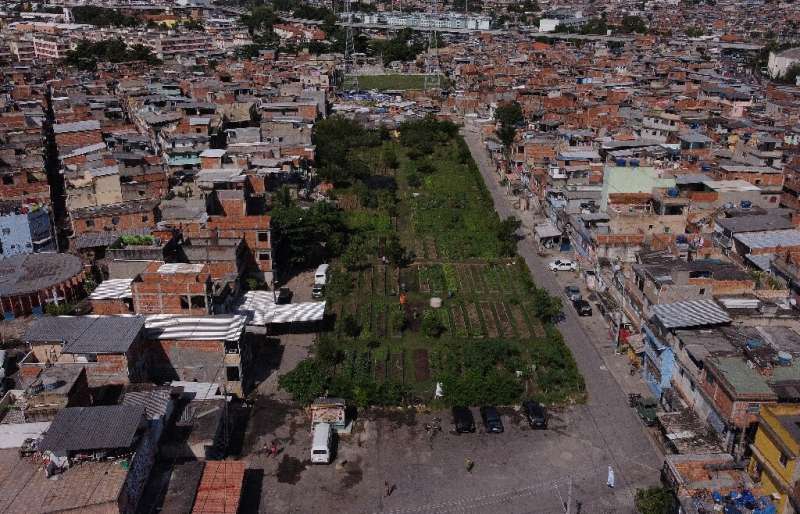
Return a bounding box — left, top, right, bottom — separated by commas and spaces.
72, 208, 155, 235
132, 263, 211, 315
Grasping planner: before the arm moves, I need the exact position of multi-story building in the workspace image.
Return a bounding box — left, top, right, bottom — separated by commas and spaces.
0, 202, 56, 258
748, 404, 800, 514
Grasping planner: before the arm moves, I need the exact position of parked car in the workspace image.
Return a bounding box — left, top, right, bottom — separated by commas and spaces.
276, 287, 292, 304
311, 284, 325, 299
452, 406, 476, 433
480, 406, 504, 433
549, 259, 577, 272
564, 285, 581, 301
572, 298, 592, 316
522, 400, 548, 429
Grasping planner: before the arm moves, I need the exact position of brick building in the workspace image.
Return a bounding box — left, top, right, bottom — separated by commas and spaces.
132, 262, 213, 316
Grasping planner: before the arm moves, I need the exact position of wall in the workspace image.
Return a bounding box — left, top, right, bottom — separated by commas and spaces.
0, 211, 32, 257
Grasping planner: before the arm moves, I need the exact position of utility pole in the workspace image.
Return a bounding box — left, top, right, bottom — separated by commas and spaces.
423, 0, 441, 90
343, 0, 358, 90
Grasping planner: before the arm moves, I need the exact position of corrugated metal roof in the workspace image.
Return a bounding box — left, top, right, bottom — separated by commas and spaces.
235, 291, 326, 325
734, 229, 800, 250
145, 315, 247, 342
121, 388, 172, 420
89, 278, 133, 300
651, 299, 731, 329
39, 405, 145, 452
52, 119, 101, 134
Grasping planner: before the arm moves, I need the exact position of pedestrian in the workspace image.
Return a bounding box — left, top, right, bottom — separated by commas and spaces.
465, 458, 474, 473
384, 481, 391, 497
270, 441, 278, 457
606, 466, 615, 488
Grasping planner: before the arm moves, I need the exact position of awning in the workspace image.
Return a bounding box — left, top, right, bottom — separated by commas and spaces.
89, 278, 133, 300
235, 291, 326, 326
534, 223, 562, 240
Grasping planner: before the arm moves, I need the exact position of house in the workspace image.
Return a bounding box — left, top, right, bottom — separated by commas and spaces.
22, 315, 147, 385
748, 403, 800, 514
0, 252, 86, 319
0, 404, 155, 514
143, 314, 251, 396
132, 262, 213, 316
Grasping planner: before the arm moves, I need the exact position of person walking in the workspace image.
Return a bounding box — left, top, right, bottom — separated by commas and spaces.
465, 458, 474, 473
606, 466, 615, 488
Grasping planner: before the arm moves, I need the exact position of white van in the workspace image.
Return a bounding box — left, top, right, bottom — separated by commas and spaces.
314, 264, 329, 286
310, 422, 333, 464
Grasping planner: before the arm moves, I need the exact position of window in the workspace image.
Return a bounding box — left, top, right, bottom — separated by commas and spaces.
190, 295, 206, 309
180, 296, 190, 309
707, 373, 715, 386
226, 366, 240, 381
1, 228, 9, 236
770, 196, 778, 203
85, 219, 95, 227
111, 216, 120, 226
258, 252, 271, 261
257, 232, 269, 243
699, 288, 706, 295
1, 175, 13, 185
664, 227, 671, 234
141, 215, 149, 223
780, 452, 789, 467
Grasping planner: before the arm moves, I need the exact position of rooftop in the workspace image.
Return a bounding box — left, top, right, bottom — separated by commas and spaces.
24, 315, 145, 354
39, 405, 145, 453
0, 253, 83, 297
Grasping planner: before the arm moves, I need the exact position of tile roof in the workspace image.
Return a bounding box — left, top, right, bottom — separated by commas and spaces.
39, 405, 145, 452
25, 315, 145, 354
191, 460, 245, 514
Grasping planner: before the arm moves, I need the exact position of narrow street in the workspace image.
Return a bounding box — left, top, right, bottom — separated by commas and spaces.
461, 126, 664, 504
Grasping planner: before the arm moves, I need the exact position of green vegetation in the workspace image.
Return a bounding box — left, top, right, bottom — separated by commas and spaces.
369, 28, 441, 65
685, 26, 704, 38
635, 487, 678, 514
64, 39, 160, 70
115, 235, 155, 247
495, 101, 523, 149
619, 15, 648, 34
353, 74, 448, 91
71, 6, 141, 27
278, 117, 584, 408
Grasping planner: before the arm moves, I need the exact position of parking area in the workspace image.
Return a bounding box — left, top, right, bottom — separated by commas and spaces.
242, 398, 659, 514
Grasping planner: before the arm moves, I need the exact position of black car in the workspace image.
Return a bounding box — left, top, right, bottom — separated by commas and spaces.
311, 284, 325, 299
523, 400, 548, 429
572, 298, 592, 316
452, 406, 476, 433
480, 406, 504, 433
276, 287, 292, 304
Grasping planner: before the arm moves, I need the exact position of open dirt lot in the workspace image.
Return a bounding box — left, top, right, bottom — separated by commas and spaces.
242, 398, 660, 514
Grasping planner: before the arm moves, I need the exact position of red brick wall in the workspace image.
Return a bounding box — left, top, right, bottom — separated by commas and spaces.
91, 298, 133, 315
72, 208, 155, 234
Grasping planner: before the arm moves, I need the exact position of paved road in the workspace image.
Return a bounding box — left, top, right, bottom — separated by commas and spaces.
461, 126, 663, 506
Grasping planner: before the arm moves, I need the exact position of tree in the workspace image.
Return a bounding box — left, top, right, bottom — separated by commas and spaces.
635, 487, 677, 514
278, 359, 329, 404
421, 309, 445, 337
685, 26, 704, 37
496, 216, 522, 256
494, 101, 523, 149
532, 287, 563, 322
620, 15, 648, 34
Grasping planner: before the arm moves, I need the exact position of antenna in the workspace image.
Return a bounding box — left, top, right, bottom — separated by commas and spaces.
343, 0, 358, 91
423, 0, 441, 90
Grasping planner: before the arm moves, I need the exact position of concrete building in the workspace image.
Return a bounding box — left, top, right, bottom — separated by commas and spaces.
0, 203, 55, 258
768, 48, 800, 80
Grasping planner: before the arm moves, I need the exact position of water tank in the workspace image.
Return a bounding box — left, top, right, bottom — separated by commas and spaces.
746, 338, 762, 349
667, 187, 679, 198
615, 158, 626, 166
430, 297, 442, 309
630, 159, 640, 167
778, 351, 793, 366
740, 200, 752, 209
701, 164, 711, 172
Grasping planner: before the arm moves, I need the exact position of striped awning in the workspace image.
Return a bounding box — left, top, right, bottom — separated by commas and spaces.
144, 315, 247, 342
235, 291, 326, 326
89, 279, 133, 300
651, 299, 731, 329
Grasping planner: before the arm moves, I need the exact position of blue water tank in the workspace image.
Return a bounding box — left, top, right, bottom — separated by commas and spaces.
667, 187, 679, 197
701, 164, 711, 172
741, 200, 752, 209
615, 158, 626, 166
630, 159, 640, 167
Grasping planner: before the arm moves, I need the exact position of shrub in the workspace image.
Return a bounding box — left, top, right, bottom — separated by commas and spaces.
278, 359, 330, 404
421, 309, 445, 337
634, 487, 677, 514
